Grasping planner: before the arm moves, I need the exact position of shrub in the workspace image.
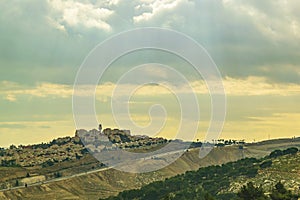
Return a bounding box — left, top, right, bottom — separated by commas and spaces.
283, 147, 298, 156
260, 160, 272, 169
269, 150, 283, 158
237, 182, 268, 200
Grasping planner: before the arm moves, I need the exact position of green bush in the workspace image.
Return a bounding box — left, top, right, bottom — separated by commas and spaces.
237, 182, 268, 200
260, 160, 272, 169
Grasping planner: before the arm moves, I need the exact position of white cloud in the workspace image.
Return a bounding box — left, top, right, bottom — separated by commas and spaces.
47, 17, 67, 32
113, 76, 300, 97
222, 76, 300, 96
0, 81, 73, 101
48, 0, 113, 31
133, 0, 189, 24
222, 0, 300, 42
4, 94, 17, 102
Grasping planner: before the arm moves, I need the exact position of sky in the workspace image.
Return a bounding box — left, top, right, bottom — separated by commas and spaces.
0, 0, 300, 147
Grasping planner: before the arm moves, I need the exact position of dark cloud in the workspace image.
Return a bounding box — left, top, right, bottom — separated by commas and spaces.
0, 0, 299, 85
0, 0, 106, 85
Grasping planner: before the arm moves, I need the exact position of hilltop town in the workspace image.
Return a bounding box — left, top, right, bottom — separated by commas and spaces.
0, 124, 248, 168
0, 124, 250, 191
76, 124, 168, 153
0, 125, 169, 168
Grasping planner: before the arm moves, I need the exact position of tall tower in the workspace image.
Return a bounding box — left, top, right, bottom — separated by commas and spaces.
98, 124, 102, 133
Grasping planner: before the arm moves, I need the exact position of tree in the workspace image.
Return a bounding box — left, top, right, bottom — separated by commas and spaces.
54, 172, 62, 178
283, 147, 298, 156
9, 145, 17, 150
269, 150, 283, 158
260, 160, 272, 169
15, 179, 19, 187
41, 160, 54, 168
270, 182, 298, 200
237, 182, 268, 200
269, 147, 298, 158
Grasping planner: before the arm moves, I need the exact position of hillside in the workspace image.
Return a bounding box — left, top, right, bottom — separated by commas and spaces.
0, 137, 300, 199
104, 148, 300, 200
0, 146, 246, 200
227, 149, 300, 194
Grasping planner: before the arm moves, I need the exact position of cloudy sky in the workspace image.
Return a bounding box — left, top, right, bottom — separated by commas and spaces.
0, 0, 300, 147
